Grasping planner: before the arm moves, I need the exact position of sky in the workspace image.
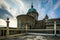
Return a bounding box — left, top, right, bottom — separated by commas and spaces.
0, 0, 60, 27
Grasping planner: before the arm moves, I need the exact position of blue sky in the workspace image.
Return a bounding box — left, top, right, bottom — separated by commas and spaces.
0, 0, 60, 27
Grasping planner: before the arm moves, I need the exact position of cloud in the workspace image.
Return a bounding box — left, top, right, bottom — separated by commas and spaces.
0, 18, 17, 28
0, 8, 13, 20
48, 10, 57, 18
9, 19, 17, 27
0, 0, 10, 10
0, 0, 4, 7
2, 0, 27, 18
48, 0, 60, 18
53, 1, 60, 10
0, 0, 14, 20
8, 8, 18, 19
0, 19, 6, 27
38, 8, 46, 20
15, 0, 28, 14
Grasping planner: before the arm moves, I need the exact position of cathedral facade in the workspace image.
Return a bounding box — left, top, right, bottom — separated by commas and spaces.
17, 4, 60, 29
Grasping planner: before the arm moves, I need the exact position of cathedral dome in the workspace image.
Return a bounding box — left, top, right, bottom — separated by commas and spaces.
28, 8, 37, 13
27, 3, 38, 20
28, 3, 37, 13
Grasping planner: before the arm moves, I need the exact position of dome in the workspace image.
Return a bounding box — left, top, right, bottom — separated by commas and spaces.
28, 3, 37, 13
28, 8, 37, 13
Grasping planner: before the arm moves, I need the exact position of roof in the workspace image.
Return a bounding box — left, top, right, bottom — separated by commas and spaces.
28, 8, 37, 13
28, 3, 37, 13
45, 14, 49, 19
17, 14, 34, 19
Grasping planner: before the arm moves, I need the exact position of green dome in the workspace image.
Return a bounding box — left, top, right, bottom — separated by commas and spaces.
28, 8, 37, 13
28, 3, 37, 13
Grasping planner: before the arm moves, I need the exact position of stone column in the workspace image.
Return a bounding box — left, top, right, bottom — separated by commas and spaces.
26, 23, 28, 33
6, 18, 10, 37
54, 21, 56, 35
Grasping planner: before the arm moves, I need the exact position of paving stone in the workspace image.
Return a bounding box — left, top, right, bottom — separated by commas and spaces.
3, 35, 60, 40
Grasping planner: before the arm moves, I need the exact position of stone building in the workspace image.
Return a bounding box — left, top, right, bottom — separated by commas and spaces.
17, 3, 38, 29
16, 3, 60, 29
